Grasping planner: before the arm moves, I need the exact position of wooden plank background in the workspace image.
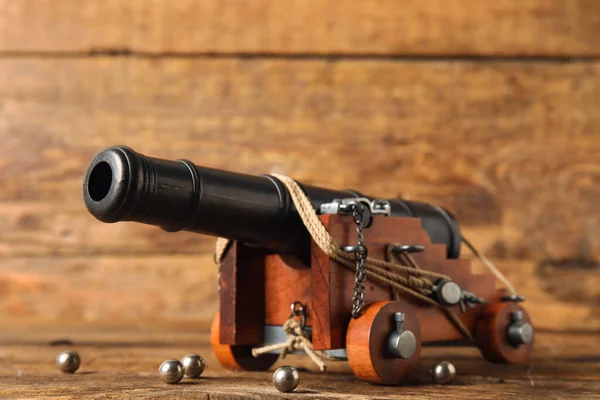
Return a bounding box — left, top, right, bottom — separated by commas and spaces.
1, 0, 599, 56
0, 1, 599, 338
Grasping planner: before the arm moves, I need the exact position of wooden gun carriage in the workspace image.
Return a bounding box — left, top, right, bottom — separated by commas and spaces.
83, 146, 534, 385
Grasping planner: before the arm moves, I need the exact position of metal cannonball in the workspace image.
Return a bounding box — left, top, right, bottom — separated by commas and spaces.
272, 366, 300, 392
159, 359, 184, 384
56, 350, 81, 374
432, 361, 456, 384
181, 354, 205, 378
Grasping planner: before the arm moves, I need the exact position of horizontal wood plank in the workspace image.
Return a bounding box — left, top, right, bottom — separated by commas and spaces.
0, 0, 599, 56
0, 254, 219, 329
0, 58, 599, 262
0, 202, 206, 257
1, 255, 598, 333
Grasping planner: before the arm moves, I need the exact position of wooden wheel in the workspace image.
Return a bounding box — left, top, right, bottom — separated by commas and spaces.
210, 312, 278, 371
346, 301, 422, 385
475, 302, 534, 364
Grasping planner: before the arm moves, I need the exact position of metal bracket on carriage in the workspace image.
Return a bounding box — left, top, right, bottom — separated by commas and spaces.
320, 198, 391, 228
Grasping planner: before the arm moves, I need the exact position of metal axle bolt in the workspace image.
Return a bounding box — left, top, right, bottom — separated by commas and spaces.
433, 279, 462, 306
507, 311, 534, 347
387, 312, 417, 359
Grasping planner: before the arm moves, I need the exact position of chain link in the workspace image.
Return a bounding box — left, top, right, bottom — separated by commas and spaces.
350, 205, 368, 318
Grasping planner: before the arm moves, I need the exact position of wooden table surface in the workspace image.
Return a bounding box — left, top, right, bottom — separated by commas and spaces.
1, 328, 599, 399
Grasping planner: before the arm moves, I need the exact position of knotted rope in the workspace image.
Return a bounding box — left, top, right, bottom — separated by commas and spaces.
251, 318, 335, 372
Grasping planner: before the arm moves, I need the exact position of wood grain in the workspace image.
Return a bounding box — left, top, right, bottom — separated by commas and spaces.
0, 58, 599, 262
0, 57, 598, 336
264, 254, 312, 326
310, 228, 334, 350
218, 242, 266, 346
0, 0, 599, 56
0, 254, 597, 334
0, 254, 218, 329
0, 330, 599, 399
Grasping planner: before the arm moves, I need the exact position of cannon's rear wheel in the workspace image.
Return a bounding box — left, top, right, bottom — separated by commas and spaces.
475, 302, 534, 364
346, 301, 422, 385
210, 313, 278, 371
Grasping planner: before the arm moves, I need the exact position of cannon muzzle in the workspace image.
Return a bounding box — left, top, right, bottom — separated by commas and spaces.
83, 146, 462, 259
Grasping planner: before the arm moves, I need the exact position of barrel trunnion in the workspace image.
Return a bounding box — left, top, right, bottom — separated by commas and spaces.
214, 214, 534, 385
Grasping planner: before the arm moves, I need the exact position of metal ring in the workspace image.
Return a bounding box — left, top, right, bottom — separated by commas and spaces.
391, 244, 425, 254
341, 245, 368, 259
290, 301, 305, 316
288, 301, 307, 329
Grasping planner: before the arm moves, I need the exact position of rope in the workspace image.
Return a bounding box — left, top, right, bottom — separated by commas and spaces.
251, 318, 336, 371
462, 236, 518, 296
270, 174, 451, 283
213, 174, 476, 341
384, 244, 473, 340
384, 247, 401, 301
212, 175, 451, 286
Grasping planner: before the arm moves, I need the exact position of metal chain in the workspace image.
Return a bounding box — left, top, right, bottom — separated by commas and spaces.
350, 205, 368, 318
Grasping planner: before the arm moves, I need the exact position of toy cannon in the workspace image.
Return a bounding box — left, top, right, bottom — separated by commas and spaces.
83, 146, 534, 385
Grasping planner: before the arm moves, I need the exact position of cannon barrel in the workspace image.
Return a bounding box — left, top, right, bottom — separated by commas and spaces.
83, 146, 462, 259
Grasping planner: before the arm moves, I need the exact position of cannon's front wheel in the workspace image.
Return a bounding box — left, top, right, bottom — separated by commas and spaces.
346, 301, 422, 385
210, 313, 278, 371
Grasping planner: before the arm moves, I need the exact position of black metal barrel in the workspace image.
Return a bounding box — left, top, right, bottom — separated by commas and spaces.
83, 146, 462, 259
